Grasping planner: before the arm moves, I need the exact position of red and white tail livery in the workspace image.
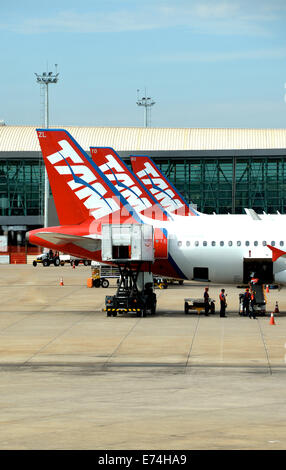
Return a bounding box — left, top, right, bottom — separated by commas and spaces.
90, 147, 169, 221
130, 155, 198, 216
36, 129, 140, 226
28, 129, 143, 260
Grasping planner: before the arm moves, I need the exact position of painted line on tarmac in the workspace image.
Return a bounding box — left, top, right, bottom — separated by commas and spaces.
103, 318, 142, 368
184, 316, 200, 374
257, 318, 272, 375
18, 287, 94, 367
0, 362, 280, 373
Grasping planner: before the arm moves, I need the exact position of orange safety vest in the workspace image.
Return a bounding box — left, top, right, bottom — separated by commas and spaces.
219, 293, 225, 302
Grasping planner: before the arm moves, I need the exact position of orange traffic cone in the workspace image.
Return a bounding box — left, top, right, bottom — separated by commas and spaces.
72, 263, 75, 269
274, 301, 279, 313
60, 277, 64, 286
266, 285, 269, 293
269, 313, 276, 325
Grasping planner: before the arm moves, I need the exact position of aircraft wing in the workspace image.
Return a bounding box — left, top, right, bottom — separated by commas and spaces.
31, 232, 101, 252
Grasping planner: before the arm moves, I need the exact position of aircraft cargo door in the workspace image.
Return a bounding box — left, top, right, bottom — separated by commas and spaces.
243, 258, 273, 284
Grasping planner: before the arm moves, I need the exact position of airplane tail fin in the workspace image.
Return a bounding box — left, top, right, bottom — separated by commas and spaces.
90, 147, 169, 221
36, 129, 139, 226
130, 155, 199, 216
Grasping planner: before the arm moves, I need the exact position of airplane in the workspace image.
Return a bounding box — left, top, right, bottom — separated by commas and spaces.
27, 129, 286, 288
130, 153, 286, 283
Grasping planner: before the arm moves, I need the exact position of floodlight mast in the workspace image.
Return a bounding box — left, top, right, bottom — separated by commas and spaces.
136, 89, 155, 127
35, 66, 59, 228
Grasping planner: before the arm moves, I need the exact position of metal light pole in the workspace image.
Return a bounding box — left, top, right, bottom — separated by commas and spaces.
136, 89, 155, 127
35, 66, 59, 228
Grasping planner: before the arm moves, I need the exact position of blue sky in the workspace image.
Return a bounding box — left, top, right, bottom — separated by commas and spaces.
1, 0, 286, 128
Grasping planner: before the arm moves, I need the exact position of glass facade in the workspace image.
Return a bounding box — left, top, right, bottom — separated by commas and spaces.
1, 154, 286, 218
0, 159, 44, 217
155, 156, 286, 214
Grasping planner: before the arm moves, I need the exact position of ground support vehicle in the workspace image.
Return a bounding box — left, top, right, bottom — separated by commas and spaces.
33, 253, 91, 267
89, 264, 110, 288
33, 252, 61, 267
154, 277, 168, 289
184, 298, 215, 315
88, 262, 121, 288
105, 263, 157, 317
60, 255, 91, 266
154, 277, 184, 288
101, 223, 156, 317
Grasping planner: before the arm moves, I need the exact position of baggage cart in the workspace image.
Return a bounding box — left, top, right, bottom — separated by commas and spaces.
184, 298, 215, 315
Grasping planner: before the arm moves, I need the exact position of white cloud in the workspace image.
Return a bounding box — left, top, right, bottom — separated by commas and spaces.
0, 1, 285, 36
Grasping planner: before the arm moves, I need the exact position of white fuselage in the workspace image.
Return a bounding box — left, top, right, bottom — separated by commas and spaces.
139, 212, 286, 284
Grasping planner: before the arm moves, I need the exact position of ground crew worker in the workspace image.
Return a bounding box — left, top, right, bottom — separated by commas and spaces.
250, 291, 257, 319
242, 288, 251, 316
219, 289, 227, 317
203, 287, 210, 316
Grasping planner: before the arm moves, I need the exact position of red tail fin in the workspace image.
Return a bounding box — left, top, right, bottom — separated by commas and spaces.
36, 129, 137, 225
130, 155, 198, 216
267, 245, 286, 262
90, 147, 169, 221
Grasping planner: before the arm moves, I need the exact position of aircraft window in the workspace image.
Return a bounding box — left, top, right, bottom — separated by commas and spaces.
220, 241, 224, 247
237, 241, 241, 247
195, 241, 199, 247
254, 241, 258, 246
271, 241, 275, 246
211, 241, 216, 246
203, 241, 207, 246
228, 241, 232, 247
262, 241, 267, 246
245, 241, 250, 246
280, 241, 284, 247
186, 241, 190, 247
178, 241, 182, 247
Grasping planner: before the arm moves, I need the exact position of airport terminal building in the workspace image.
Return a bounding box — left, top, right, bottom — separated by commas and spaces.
1, 125, 286, 247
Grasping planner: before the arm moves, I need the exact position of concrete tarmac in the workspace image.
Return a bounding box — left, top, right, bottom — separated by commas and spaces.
0, 265, 286, 450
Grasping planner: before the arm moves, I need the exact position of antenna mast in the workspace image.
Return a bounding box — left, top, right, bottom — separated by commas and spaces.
35, 65, 59, 228
136, 89, 155, 127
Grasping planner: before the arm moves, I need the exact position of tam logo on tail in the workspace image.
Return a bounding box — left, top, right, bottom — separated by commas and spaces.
90, 147, 169, 221
134, 161, 184, 212
47, 140, 119, 220
130, 156, 198, 216
96, 153, 152, 213
36, 130, 134, 225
